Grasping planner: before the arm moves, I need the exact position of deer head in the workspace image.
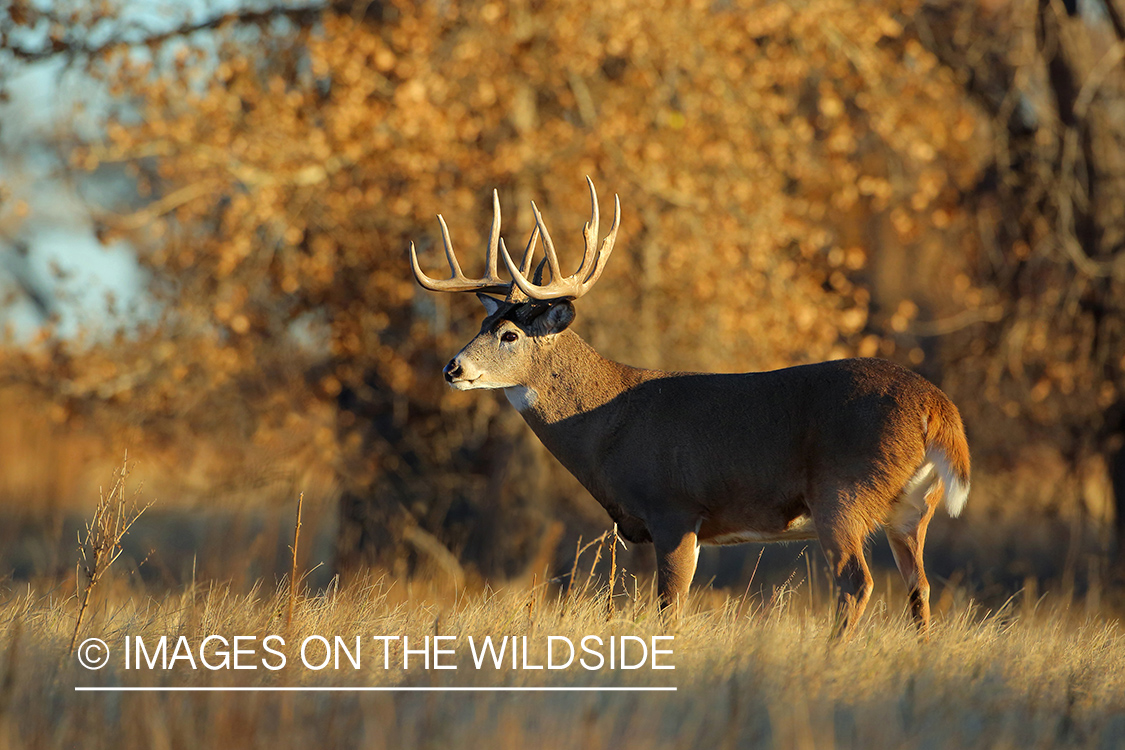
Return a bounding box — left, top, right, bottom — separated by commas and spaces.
409, 177, 620, 392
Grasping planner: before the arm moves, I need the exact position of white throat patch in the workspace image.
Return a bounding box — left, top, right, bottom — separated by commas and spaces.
504, 386, 538, 413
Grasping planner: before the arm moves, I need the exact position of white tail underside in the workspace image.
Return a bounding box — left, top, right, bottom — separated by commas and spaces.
928, 445, 969, 517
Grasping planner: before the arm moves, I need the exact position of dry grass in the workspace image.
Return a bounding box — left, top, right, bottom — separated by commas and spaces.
0, 453, 1122, 749
0, 571, 1123, 749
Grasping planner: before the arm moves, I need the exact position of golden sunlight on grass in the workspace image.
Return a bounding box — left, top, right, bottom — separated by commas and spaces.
2, 573, 1123, 749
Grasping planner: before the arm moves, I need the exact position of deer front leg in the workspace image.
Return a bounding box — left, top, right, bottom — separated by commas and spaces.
651, 520, 699, 615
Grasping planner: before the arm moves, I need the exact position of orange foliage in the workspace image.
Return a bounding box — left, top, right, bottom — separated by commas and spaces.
12, 0, 991, 574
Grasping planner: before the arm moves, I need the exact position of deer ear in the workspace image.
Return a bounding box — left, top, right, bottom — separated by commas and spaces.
534, 301, 575, 335
476, 293, 503, 317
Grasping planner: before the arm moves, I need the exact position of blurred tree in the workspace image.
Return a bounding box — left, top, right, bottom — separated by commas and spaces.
3, 0, 986, 580
918, 0, 1125, 568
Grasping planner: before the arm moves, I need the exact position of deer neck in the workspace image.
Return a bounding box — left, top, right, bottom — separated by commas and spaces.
505, 331, 644, 485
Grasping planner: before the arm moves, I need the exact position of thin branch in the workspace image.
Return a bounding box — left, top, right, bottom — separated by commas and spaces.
69, 453, 153, 653
1072, 41, 1125, 120
1104, 0, 1125, 43
285, 492, 303, 629
95, 179, 220, 231
4, 3, 327, 63
909, 305, 1006, 337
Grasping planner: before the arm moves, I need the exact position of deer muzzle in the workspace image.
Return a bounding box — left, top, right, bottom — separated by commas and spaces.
443, 359, 463, 383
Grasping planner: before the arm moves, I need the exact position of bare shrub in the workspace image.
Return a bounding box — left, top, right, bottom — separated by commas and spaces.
68, 453, 151, 653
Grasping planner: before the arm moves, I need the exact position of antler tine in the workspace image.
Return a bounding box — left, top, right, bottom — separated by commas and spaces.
532, 257, 549, 284
409, 240, 448, 291
581, 192, 620, 286
501, 181, 621, 301
500, 226, 542, 304
502, 223, 540, 277
530, 201, 563, 283
408, 205, 510, 295
577, 175, 599, 282
437, 215, 464, 279
485, 189, 501, 281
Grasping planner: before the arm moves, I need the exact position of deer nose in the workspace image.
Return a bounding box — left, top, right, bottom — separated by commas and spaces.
444, 359, 463, 382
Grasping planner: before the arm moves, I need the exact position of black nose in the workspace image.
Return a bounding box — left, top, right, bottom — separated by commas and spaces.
443, 360, 462, 382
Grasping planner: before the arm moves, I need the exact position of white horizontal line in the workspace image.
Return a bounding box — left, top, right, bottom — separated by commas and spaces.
75, 686, 676, 693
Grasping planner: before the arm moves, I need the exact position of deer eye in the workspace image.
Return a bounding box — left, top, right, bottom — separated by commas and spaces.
500, 331, 519, 343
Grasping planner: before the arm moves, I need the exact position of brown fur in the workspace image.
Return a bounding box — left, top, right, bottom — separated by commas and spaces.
446, 301, 971, 637
415, 182, 967, 635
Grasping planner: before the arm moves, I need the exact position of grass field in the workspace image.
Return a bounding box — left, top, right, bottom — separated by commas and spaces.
3, 565, 1124, 749
1, 453, 1123, 749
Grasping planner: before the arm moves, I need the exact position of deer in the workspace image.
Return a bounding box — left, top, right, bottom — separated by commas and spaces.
409, 178, 971, 637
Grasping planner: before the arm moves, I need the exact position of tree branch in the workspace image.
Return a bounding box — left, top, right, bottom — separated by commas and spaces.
1104, 0, 1125, 43
3, 2, 327, 63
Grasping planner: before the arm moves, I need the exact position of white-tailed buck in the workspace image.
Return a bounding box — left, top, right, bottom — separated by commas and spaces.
410, 178, 970, 637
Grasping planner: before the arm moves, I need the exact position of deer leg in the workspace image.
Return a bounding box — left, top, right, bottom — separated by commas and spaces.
813, 508, 875, 639
885, 497, 938, 638
651, 521, 699, 615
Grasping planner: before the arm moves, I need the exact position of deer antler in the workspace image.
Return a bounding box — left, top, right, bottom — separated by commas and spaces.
501, 176, 620, 301
409, 190, 539, 296
410, 178, 617, 301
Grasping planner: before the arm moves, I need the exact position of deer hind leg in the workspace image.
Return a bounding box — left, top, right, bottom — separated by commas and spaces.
651, 520, 700, 616
812, 498, 876, 640
884, 476, 940, 637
